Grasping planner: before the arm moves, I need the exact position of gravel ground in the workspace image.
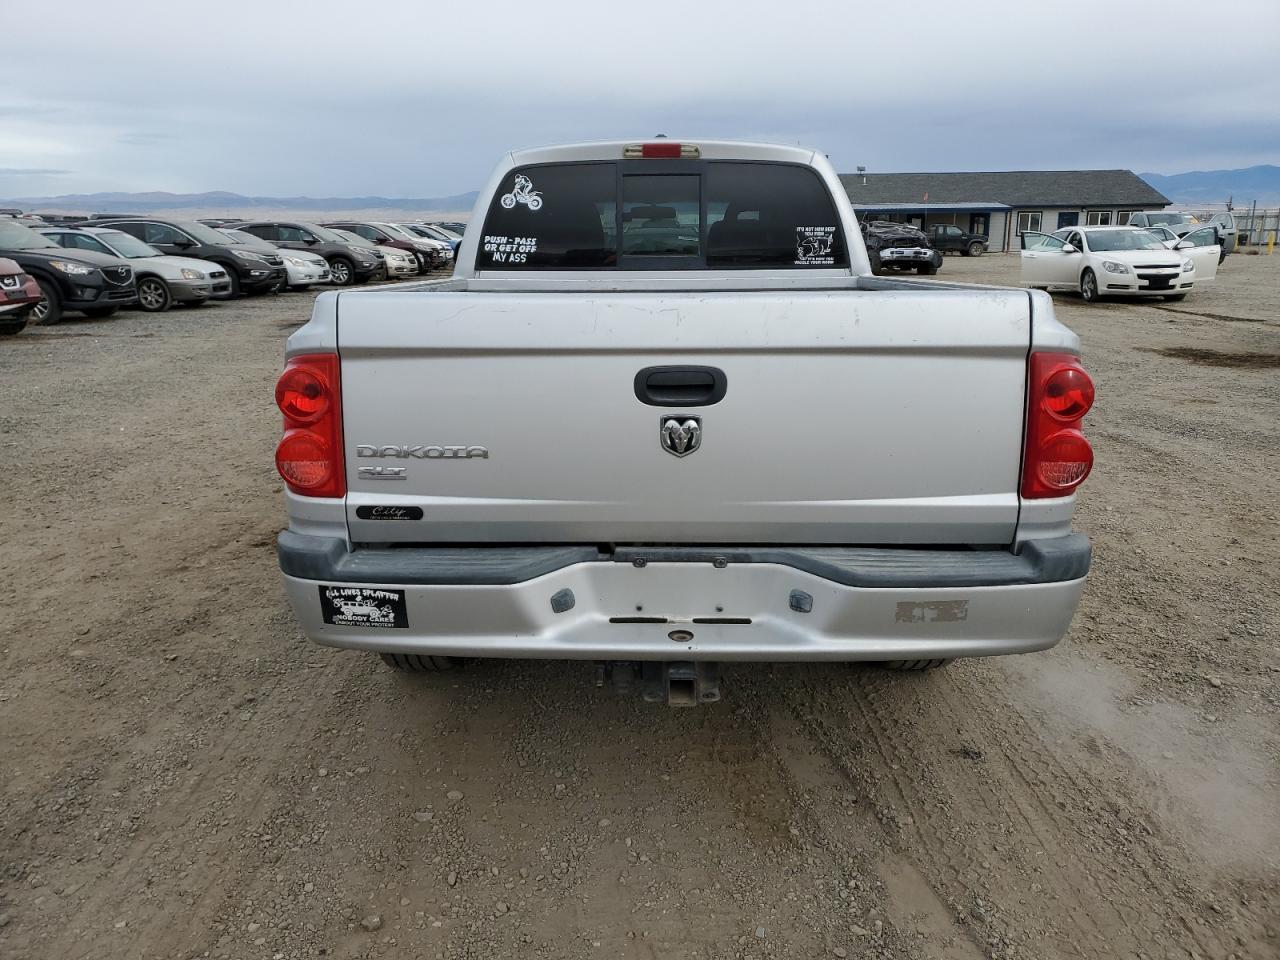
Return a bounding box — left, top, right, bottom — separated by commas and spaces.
1, 256, 1277, 960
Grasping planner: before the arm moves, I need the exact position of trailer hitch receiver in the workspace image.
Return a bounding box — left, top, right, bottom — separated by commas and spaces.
595, 661, 722, 707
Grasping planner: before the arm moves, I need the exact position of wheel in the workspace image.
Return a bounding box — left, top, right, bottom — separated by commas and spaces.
328, 257, 354, 286
379, 652, 458, 672
1163, 293, 1187, 301
500, 193, 516, 209
136, 276, 172, 312
915, 264, 938, 275
1079, 268, 1099, 304
867, 250, 882, 276
877, 658, 953, 671
83, 306, 118, 318
29, 278, 63, 325
967, 241, 984, 257
222, 267, 241, 298
526, 196, 543, 211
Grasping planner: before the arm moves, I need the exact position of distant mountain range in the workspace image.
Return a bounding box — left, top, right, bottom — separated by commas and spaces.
0, 189, 481, 216
1139, 165, 1280, 206
5, 165, 1277, 216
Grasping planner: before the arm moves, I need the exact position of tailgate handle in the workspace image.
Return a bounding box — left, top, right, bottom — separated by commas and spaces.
634, 366, 727, 407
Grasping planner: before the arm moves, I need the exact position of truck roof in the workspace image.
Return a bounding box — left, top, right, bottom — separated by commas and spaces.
508, 139, 819, 167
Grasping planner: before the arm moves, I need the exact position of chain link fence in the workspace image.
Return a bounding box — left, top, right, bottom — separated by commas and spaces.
1179, 202, 1280, 248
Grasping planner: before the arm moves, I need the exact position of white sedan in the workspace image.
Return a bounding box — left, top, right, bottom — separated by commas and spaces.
1021, 225, 1203, 303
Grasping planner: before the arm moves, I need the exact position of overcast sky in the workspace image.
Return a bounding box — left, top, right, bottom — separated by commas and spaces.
3, 0, 1277, 199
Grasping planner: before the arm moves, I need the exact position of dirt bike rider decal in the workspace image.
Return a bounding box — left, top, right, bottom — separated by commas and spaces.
500, 174, 544, 211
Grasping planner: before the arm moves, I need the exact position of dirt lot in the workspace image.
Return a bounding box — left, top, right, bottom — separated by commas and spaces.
1, 255, 1277, 960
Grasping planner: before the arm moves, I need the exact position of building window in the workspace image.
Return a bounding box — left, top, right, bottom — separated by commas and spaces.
1117, 210, 1139, 225
1085, 210, 1113, 226
1016, 211, 1043, 234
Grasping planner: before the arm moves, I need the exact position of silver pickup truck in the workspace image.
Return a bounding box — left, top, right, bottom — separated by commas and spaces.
275, 139, 1095, 705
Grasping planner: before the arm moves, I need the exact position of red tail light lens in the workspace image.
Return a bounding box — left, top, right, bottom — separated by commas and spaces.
1023, 353, 1094, 499
276, 429, 333, 489
1036, 430, 1093, 489
275, 365, 330, 423
1042, 366, 1094, 421
275, 353, 344, 498
623, 142, 701, 159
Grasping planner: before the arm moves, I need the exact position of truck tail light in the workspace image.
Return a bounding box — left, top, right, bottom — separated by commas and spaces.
623, 142, 701, 159
1022, 352, 1094, 499
275, 353, 344, 498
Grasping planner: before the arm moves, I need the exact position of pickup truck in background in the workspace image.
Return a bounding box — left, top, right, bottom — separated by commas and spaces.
275, 139, 1095, 706
860, 220, 944, 275
928, 223, 989, 257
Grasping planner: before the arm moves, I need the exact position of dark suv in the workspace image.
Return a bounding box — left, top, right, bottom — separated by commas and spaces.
235, 221, 382, 286
93, 218, 284, 297
0, 219, 138, 324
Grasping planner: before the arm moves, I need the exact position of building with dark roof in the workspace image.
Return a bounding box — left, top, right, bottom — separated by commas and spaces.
839, 170, 1170, 252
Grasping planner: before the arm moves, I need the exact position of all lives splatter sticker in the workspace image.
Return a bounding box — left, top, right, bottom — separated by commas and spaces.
795, 226, 836, 265
318, 586, 408, 628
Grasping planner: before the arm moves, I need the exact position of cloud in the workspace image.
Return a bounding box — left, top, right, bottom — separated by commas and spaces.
0, 0, 1276, 195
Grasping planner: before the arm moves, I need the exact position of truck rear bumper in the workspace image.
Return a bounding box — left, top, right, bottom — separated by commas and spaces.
278, 533, 1089, 662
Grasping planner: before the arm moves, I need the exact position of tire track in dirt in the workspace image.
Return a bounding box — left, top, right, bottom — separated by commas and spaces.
771, 662, 1261, 959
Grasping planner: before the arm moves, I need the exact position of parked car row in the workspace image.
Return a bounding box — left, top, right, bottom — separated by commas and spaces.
0, 213, 463, 333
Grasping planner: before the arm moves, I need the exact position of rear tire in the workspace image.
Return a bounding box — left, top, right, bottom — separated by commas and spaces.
867, 250, 882, 276
967, 241, 984, 257
379, 652, 458, 673
30, 278, 63, 325
877, 658, 953, 671
915, 264, 938, 275
223, 268, 242, 298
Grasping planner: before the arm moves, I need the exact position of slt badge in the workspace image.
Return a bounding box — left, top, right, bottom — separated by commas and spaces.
660, 416, 701, 458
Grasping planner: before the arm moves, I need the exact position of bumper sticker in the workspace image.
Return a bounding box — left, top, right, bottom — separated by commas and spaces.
355, 505, 424, 520
319, 586, 408, 628
894, 599, 969, 624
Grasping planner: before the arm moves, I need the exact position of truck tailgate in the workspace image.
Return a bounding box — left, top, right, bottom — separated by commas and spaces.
336, 288, 1030, 545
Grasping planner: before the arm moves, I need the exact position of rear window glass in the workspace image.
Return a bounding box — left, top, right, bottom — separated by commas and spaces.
705, 163, 845, 267
622, 175, 700, 257
478, 163, 615, 269
476, 160, 847, 270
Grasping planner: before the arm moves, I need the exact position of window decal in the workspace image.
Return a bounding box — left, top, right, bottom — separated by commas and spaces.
482, 235, 538, 263
795, 226, 836, 265
499, 174, 544, 212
